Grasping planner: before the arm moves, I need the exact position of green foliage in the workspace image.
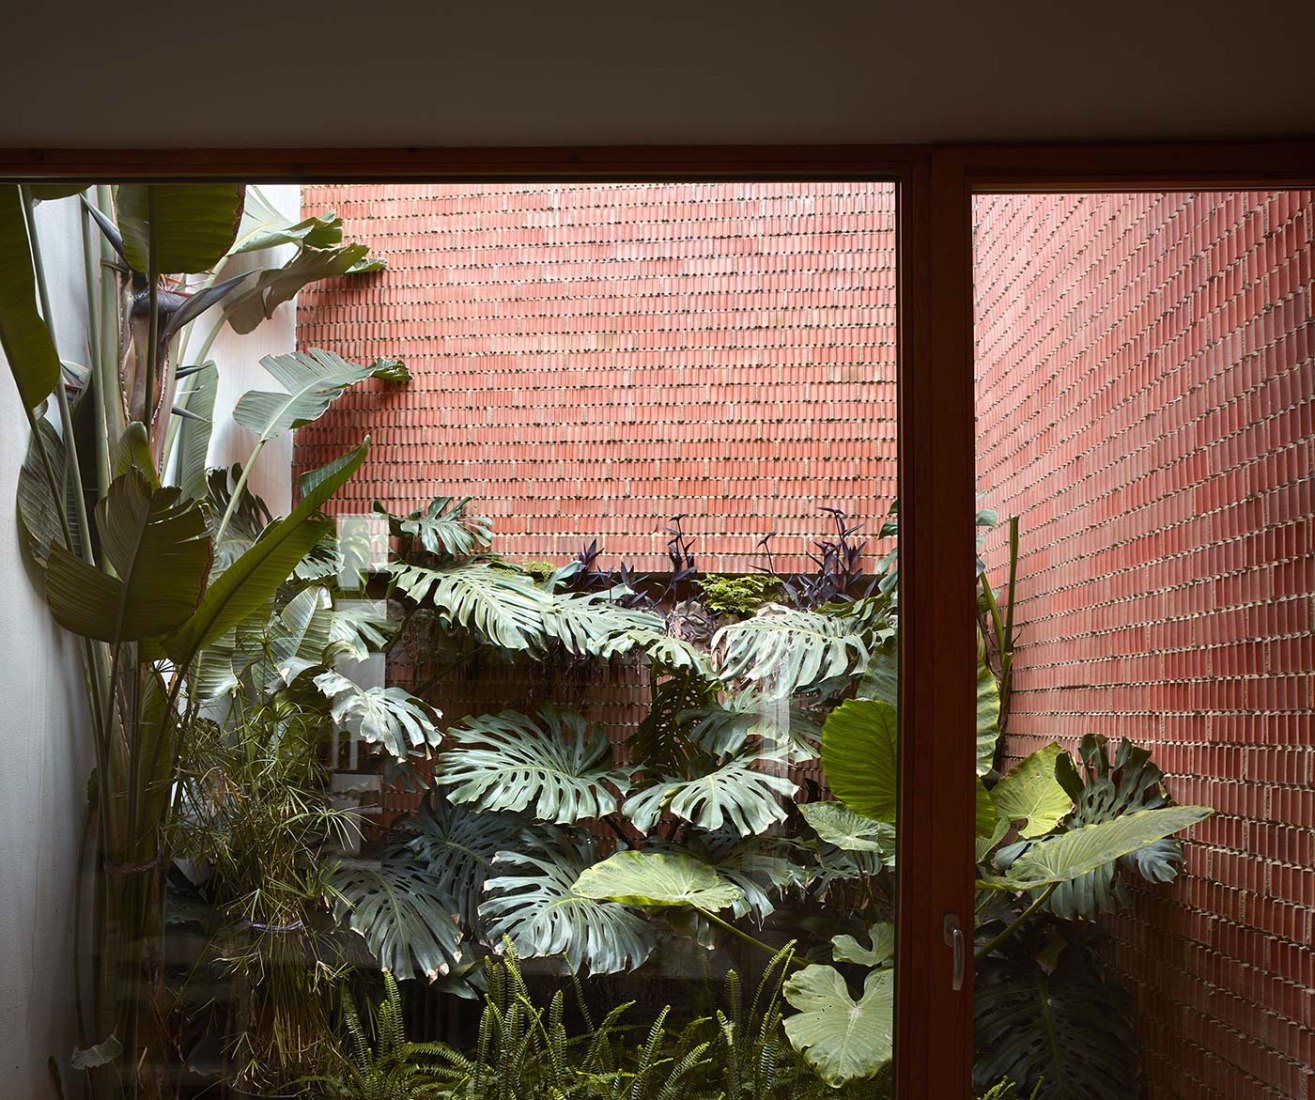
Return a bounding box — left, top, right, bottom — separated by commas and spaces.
781, 965, 895, 1087
573, 850, 746, 912
819, 698, 898, 824
481, 830, 657, 974
234, 348, 409, 443
379, 495, 493, 561
392, 561, 551, 650
436, 707, 633, 825
309, 970, 449, 1099
711, 597, 890, 697
332, 853, 467, 984
45, 465, 212, 643
116, 184, 245, 274
1047, 734, 1191, 918
314, 669, 444, 762
0, 185, 61, 409
974, 936, 1137, 1100
624, 750, 798, 837
521, 559, 558, 582
984, 806, 1210, 893
989, 743, 1072, 839
696, 573, 779, 617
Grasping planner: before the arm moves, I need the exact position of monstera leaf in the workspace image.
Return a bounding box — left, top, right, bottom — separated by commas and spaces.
391, 561, 551, 650
712, 602, 876, 697
974, 941, 1138, 1100
435, 708, 632, 825
987, 806, 1211, 893
819, 698, 899, 825
236, 585, 332, 692
402, 794, 527, 932
612, 626, 714, 675
481, 830, 655, 974
624, 752, 797, 837
379, 495, 492, 559
116, 184, 245, 274
332, 853, 465, 983
0, 185, 60, 410
1043, 734, 1189, 918
831, 921, 895, 967
572, 850, 744, 912
685, 690, 821, 763
541, 590, 664, 658
781, 964, 894, 1087
313, 670, 443, 761
325, 598, 396, 664
990, 743, 1073, 839
45, 467, 212, 644
233, 349, 408, 443
798, 802, 896, 864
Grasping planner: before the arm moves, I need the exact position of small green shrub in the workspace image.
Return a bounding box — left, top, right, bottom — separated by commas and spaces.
521, 559, 558, 582
695, 573, 779, 617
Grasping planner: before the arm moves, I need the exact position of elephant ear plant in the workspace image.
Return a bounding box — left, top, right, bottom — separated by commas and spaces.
0, 182, 396, 1098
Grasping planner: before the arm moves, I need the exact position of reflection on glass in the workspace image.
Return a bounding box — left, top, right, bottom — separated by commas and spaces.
9, 181, 908, 1098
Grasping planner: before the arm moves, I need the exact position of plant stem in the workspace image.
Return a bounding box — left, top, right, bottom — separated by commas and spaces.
79, 193, 110, 501
973, 882, 1056, 964
214, 438, 265, 544
144, 190, 160, 469
696, 908, 807, 972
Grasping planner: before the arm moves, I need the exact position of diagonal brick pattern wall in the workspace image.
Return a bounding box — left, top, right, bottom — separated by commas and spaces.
294, 182, 898, 575
975, 191, 1315, 1099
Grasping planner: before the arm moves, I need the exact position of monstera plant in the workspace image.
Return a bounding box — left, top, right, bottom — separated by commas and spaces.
0, 182, 398, 1097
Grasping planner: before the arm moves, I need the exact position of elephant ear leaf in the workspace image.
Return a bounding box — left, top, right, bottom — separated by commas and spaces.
990, 743, 1072, 839
782, 964, 894, 1087
116, 185, 245, 274
572, 850, 744, 912
0, 184, 60, 410
46, 468, 211, 643
819, 698, 898, 824
985, 806, 1211, 893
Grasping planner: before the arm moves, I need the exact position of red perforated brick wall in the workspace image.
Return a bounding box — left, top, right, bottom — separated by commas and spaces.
975, 191, 1315, 1099
293, 182, 898, 575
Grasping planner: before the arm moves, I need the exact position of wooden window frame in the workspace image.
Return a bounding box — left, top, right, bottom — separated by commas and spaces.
5, 138, 1314, 1098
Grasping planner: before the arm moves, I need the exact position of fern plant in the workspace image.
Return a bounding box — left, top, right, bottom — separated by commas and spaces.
306, 970, 449, 1100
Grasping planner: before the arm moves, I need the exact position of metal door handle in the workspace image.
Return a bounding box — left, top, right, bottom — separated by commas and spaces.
943, 913, 965, 992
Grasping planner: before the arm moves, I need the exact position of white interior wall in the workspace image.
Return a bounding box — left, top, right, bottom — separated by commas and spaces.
0, 196, 95, 1096
0, 187, 298, 1095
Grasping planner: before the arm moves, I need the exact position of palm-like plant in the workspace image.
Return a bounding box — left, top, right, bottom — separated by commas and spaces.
0, 182, 397, 1097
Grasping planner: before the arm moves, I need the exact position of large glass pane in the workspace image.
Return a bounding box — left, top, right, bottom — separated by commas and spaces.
972, 191, 1314, 1099
6, 180, 908, 1098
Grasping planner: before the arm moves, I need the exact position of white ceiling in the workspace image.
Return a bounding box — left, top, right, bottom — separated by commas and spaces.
4, 0, 1313, 148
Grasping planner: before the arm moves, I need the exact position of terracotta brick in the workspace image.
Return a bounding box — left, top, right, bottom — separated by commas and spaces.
977, 191, 1315, 1098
